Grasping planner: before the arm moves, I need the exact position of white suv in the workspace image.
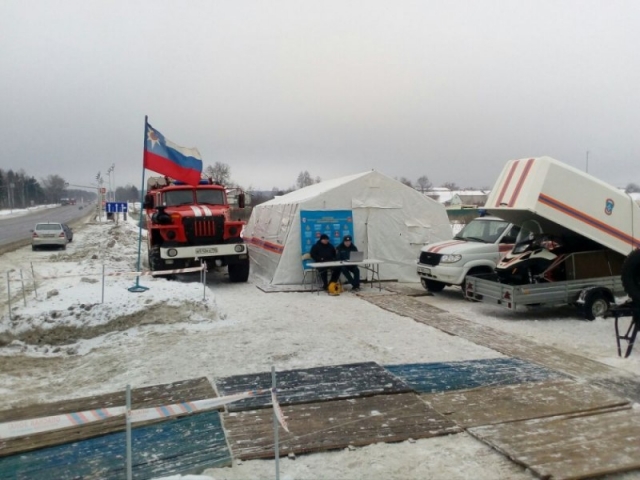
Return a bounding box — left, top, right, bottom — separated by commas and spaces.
417, 216, 520, 292
32, 222, 68, 250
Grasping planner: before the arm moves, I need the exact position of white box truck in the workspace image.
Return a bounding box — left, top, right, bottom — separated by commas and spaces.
464, 156, 640, 319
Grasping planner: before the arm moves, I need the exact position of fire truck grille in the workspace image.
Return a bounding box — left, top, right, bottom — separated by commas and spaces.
183, 215, 225, 245
419, 251, 441, 266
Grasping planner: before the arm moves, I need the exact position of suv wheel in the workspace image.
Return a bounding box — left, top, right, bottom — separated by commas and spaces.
421, 278, 445, 292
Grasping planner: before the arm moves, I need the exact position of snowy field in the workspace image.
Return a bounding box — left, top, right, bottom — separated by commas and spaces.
1, 216, 639, 480
0, 204, 61, 218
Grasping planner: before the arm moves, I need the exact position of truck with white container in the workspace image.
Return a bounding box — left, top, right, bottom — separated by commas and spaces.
417, 216, 521, 292
464, 156, 640, 319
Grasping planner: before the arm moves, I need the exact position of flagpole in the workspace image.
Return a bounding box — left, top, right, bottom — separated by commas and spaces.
128, 115, 150, 293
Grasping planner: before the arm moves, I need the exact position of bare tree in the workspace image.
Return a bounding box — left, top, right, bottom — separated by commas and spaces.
296, 171, 315, 189
441, 181, 459, 190
416, 175, 432, 193
625, 183, 640, 193
41, 174, 67, 203
204, 162, 231, 185
399, 177, 413, 188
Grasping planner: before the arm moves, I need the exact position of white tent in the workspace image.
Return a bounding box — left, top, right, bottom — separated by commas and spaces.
244, 171, 452, 284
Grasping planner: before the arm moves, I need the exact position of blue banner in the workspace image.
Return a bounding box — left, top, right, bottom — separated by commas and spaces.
300, 210, 354, 255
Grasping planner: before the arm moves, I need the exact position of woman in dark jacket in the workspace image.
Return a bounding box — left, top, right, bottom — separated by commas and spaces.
310, 234, 340, 289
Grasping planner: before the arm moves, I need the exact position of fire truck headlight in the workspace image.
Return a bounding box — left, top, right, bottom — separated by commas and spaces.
167, 248, 178, 258
234, 244, 245, 253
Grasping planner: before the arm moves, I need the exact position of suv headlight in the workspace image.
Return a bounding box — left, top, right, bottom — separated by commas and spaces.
440, 254, 462, 263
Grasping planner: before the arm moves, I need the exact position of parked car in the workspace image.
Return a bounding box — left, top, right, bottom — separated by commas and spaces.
31, 222, 68, 250
417, 216, 520, 292
62, 223, 73, 242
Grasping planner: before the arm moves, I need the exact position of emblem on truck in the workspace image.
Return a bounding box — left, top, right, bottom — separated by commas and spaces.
604, 198, 614, 215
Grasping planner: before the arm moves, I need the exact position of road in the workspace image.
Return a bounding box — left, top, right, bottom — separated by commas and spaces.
0, 205, 95, 247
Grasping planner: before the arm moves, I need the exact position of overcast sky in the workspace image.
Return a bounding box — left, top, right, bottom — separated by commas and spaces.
2, 1, 639, 192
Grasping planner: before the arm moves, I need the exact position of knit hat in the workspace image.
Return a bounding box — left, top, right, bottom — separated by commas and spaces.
320, 234, 329, 240
343, 235, 352, 242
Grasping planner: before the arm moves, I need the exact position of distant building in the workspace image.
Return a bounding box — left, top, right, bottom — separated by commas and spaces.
449, 192, 489, 208
424, 188, 489, 207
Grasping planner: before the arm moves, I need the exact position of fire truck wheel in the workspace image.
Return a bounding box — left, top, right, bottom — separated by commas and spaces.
622, 249, 640, 303
148, 247, 165, 272
228, 262, 249, 283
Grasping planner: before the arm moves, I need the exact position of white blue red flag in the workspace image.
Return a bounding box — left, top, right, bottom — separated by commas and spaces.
144, 123, 203, 186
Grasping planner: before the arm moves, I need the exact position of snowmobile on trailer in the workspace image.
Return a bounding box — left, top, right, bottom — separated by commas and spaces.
464, 156, 640, 320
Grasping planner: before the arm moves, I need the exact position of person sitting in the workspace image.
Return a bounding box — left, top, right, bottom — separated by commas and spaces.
310, 234, 340, 290
336, 235, 361, 292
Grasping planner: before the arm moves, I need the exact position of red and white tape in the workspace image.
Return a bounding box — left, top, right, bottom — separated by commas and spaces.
36, 264, 205, 280
0, 388, 275, 440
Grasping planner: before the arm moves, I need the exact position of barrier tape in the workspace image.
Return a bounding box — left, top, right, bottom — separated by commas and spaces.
36, 265, 205, 280
0, 388, 274, 440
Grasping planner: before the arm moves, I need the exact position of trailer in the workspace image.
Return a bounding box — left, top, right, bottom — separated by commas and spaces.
464, 156, 640, 319
465, 250, 626, 319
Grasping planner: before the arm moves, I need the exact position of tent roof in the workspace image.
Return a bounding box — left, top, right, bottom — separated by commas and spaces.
263, 171, 373, 206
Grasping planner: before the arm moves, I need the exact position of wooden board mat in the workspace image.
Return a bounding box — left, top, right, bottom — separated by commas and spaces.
0, 411, 231, 480
385, 358, 565, 393
216, 362, 413, 412
223, 392, 460, 460
0, 377, 216, 457
469, 408, 640, 480
422, 379, 629, 428
364, 295, 640, 403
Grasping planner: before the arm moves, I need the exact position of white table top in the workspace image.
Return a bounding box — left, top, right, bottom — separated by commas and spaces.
307, 259, 384, 268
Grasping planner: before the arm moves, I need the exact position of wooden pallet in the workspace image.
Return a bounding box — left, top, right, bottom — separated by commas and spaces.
223, 392, 460, 460
469, 408, 640, 480
422, 379, 629, 428
0, 377, 216, 457
385, 358, 565, 393
216, 362, 413, 412
0, 411, 231, 480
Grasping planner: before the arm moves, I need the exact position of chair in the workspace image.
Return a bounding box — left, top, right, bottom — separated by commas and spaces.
301, 253, 323, 292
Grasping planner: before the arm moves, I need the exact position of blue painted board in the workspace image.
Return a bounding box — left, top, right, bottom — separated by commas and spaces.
0, 411, 231, 480
385, 358, 565, 394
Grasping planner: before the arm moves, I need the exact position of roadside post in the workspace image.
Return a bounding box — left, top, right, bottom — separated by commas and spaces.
272, 365, 280, 480
6, 272, 12, 321
101, 264, 105, 304
126, 384, 133, 480
31, 262, 38, 299
19, 270, 26, 306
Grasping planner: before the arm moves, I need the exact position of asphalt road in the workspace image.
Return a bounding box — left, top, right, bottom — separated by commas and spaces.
0, 205, 95, 246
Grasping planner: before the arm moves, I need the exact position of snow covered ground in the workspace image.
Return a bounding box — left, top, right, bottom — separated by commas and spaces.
0, 204, 60, 218
1, 215, 639, 479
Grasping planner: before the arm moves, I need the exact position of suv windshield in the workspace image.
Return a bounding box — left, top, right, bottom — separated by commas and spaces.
455, 219, 509, 243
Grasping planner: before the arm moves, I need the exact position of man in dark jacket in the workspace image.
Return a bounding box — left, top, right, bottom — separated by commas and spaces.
310, 234, 340, 290
336, 235, 361, 291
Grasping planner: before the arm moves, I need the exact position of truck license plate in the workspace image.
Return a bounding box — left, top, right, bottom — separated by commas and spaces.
418, 267, 430, 275
195, 247, 218, 255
